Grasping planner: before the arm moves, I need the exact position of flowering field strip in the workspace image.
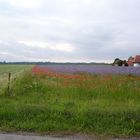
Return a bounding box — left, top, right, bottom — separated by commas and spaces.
32, 65, 86, 80
32, 65, 140, 90
32, 65, 140, 87
37, 64, 140, 76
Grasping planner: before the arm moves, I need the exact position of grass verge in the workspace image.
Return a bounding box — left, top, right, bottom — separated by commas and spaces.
0, 71, 140, 137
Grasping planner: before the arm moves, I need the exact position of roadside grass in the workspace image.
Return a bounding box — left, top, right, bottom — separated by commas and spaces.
0, 70, 140, 137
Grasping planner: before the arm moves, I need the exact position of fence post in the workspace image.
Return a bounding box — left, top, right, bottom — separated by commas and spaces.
7, 72, 11, 96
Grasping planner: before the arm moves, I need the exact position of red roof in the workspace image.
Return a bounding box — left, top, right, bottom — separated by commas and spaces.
133, 55, 140, 63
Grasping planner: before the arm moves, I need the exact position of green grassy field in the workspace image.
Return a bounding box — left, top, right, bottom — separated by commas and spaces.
0, 64, 33, 92
0, 64, 33, 81
0, 64, 33, 75
0, 65, 140, 137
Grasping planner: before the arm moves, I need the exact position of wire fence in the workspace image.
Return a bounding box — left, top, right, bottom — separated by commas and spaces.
0, 65, 33, 95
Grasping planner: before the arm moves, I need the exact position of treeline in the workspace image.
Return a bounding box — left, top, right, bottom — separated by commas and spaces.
0, 61, 111, 65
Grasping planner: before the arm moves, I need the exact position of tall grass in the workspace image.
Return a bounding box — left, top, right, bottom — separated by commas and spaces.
0, 71, 140, 137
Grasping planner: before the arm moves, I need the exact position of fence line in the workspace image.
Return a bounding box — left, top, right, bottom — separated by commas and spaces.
0, 68, 29, 90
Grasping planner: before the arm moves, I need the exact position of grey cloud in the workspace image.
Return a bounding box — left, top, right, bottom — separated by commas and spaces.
0, 40, 76, 62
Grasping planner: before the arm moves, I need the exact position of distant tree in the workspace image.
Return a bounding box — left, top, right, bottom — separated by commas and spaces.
123, 60, 128, 66
112, 58, 126, 66
117, 60, 123, 66
112, 58, 121, 66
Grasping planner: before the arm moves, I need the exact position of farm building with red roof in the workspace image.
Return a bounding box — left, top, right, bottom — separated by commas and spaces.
128, 55, 140, 67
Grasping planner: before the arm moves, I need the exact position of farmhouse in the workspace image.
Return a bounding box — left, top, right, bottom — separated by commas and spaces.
128, 55, 140, 67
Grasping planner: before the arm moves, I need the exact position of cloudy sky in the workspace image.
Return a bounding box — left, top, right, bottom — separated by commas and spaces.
0, 0, 140, 62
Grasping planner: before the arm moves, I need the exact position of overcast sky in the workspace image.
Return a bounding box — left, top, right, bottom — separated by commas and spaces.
0, 0, 140, 62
